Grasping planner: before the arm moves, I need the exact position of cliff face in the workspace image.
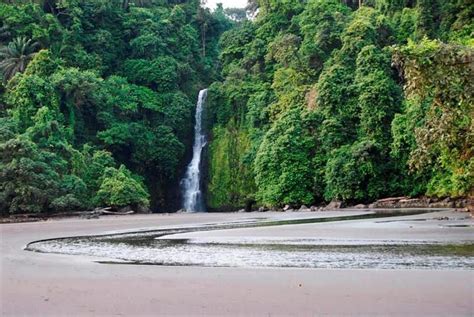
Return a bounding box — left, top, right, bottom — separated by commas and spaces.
206, 122, 256, 211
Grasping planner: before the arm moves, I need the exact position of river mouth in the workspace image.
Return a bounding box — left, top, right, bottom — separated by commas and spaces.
26, 210, 474, 270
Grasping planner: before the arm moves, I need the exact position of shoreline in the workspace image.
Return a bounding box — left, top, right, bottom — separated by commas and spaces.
2, 211, 473, 315
2, 196, 472, 224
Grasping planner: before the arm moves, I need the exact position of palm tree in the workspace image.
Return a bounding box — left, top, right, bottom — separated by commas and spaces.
0, 37, 40, 82
0, 24, 10, 41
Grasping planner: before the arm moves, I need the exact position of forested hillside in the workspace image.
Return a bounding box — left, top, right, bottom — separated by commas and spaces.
0, 0, 230, 214
0, 0, 472, 214
206, 0, 473, 210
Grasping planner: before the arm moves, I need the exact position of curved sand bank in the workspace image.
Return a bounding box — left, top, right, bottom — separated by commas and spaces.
1, 210, 473, 316
167, 209, 473, 243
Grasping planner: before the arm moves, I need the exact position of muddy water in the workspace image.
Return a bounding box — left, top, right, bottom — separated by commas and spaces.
26, 210, 474, 269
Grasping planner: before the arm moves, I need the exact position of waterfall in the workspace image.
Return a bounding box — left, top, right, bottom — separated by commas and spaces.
180, 89, 208, 212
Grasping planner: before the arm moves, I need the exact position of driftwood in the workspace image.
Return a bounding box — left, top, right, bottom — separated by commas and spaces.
85, 207, 136, 217
98, 209, 135, 215
375, 196, 408, 203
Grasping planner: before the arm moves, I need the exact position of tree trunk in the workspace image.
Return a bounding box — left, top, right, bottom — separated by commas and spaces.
201, 24, 206, 58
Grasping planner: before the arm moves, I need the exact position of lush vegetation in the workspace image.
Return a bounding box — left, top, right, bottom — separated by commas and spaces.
0, 0, 231, 214
206, 0, 473, 210
1, 0, 472, 214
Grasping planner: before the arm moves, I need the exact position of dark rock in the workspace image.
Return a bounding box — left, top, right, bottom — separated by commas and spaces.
371, 196, 431, 208
398, 198, 427, 208
370, 196, 472, 209
136, 205, 151, 214
118, 205, 133, 213
371, 196, 408, 208
454, 199, 467, 208
442, 198, 455, 208
310, 206, 318, 212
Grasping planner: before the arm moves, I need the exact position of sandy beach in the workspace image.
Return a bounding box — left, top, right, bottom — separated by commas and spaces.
1, 210, 473, 316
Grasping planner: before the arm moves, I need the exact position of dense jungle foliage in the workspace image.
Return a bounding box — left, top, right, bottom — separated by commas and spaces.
0, 0, 231, 214
0, 0, 472, 214
205, 0, 473, 210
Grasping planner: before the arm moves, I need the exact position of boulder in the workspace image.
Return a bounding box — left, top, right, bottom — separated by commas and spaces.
310, 206, 318, 212
371, 196, 408, 208
299, 205, 309, 211
466, 202, 474, 216
370, 196, 473, 209
283, 205, 291, 211
370, 196, 432, 208
454, 199, 467, 208
324, 201, 343, 210
353, 204, 367, 209
398, 198, 426, 208
442, 198, 455, 208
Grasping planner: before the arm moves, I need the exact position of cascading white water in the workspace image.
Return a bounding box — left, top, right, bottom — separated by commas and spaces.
180, 89, 208, 212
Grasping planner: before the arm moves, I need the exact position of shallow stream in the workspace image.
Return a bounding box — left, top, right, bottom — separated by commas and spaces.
26, 210, 474, 270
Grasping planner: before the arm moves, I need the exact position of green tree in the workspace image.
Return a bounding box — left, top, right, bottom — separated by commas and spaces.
392, 39, 473, 197
0, 135, 61, 214
324, 140, 385, 202
0, 37, 39, 82
254, 109, 314, 206
95, 165, 150, 208
6, 72, 60, 131
298, 0, 350, 74
355, 45, 401, 146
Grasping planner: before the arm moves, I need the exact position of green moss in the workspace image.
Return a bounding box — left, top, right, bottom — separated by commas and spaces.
207, 120, 256, 210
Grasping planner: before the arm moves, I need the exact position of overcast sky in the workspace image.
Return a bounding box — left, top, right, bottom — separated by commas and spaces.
203, 0, 247, 10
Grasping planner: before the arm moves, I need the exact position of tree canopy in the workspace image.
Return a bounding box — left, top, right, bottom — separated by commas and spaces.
1, 0, 472, 213
0, 0, 231, 214
205, 0, 473, 209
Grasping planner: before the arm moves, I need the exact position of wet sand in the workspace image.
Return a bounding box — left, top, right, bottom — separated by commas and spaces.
1, 210, 473, 316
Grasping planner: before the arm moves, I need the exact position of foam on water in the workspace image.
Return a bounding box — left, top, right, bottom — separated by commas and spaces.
26, 211, 474, 269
